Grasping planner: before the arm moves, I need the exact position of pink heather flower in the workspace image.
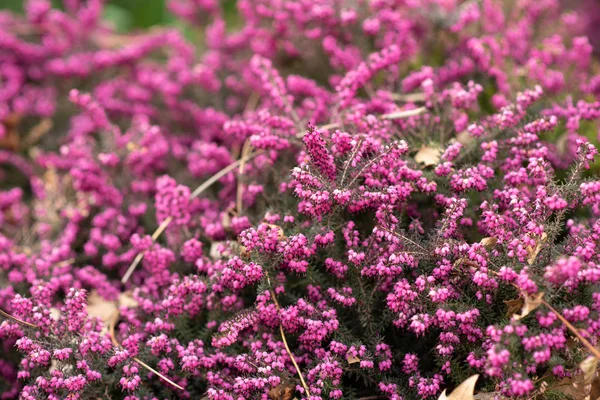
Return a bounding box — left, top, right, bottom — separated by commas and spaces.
155, 175, 191, 226
303, 125, 337, 181
544, 256, 582, 286
3, 1, 600, 399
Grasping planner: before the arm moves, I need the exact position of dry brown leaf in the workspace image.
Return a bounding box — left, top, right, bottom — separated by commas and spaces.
0, 113, 21, 151
210, 241, 226, 259
86, 290, 119, 329
504, 297, 524, 318
550, 375, 590, 400
456, 131, 475, 146
526, 232, 547, 265
473, 393, 506, 400
266, 224, 286, 240
239, 245, 252, 259
581, 355, 600, 385
415, 145, 442, 167
221, 206, 238, 231
438, 374, 479, 400
346, 355, 360, 364
480, 237, 498, 250
50, 307, 61, 321
591, 375, 600, 400
268, 382, 295, 400
49, 359, 73, 374
118, 291, 139, 309
513, 292, 545, 320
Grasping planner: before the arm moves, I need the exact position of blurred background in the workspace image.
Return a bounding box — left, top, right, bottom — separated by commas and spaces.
2, 0, 238, 33
3, 0, 171, 31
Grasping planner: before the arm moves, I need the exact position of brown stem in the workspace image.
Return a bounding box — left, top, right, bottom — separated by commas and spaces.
132, 357, 184, 391
295, 107, 427, 139
108, 315, 184, 391
0, 309, 38, 328
266, 275, 311, 397
541, 299, 600, 359
236, 140, 253, 215
122, 152, 264, 284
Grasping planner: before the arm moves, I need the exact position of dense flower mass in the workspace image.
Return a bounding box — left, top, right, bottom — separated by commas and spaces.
2, 0, 600, 399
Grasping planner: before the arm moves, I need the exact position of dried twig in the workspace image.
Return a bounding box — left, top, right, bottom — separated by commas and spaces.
122, 106, 428, 283
378, 227, 428, 252
0, 308, 38, 328
296, 106, 428, 138
236, 140, 253, 215
542, 299, 600, 359
266, 276, 311, 397
122, 152, 264, 284
121, 216, 173, 283
24, 118, 53, 147
380, 106, 427, 120
132, 357, 184, 391
389, 93, 426, 103
108, 314, 184, 390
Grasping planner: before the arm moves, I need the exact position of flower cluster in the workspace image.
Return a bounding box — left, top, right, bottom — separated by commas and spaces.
2, 0, 600, 399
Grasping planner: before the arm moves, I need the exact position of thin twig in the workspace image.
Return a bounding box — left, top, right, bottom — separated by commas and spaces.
121, 216, 173, 284
108, 314, 184, 390
122, 106, 428, 283
272, 293, 312, 397
340, 135, 365, 186
389, 93, 426, 103
132, 357, 184, 391
266, 276, 311, 397
122, 152, 264, 284
378, 227, 428, 252
380, 106, 427, 120
295, 107, 428, 139
24, 118, 53, 147
541, 299, 600, 359
244, 91, 261, 114
0, 309, 38, 328
191, 154, 261, 199
236, 140, 253, 215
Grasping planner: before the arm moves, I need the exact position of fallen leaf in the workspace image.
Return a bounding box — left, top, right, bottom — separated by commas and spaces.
591, 375, 600, 400
550, 375, 590, 400
86, 290, 118, 330
581, 355, 600, 385
415, 145, 442, 167
456, 131, 475, 146
346, 355, 360, 364
118, 291, 138, 309
513, 292, 545, 320
266, 224, 286, 240
49, 359, 73, 374
473, 393, 506, 400
480, 237, 498, 250
526, 232, 547, 265
50, 307, 61, 321
268, 382, 295, 400
504, 297, 524, 318
0, 113, 21, 151
438, 374, 479, 400
210, 241, 226, 259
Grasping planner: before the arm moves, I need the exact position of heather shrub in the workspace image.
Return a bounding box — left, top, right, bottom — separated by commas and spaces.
3, 1, 600, 400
